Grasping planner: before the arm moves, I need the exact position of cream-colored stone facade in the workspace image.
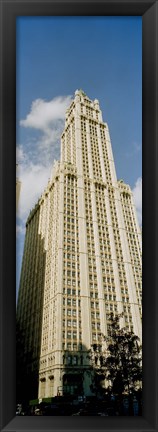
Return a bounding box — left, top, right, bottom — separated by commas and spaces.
17, 90, 142, 400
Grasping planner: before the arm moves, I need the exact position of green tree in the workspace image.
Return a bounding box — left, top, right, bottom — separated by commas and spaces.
89, 313, 142, 413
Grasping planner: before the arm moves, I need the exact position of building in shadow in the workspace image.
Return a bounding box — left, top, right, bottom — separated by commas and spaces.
16, 203, 46, 404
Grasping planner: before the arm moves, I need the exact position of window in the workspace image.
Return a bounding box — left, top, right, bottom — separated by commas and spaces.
67, 343, 71, 350
73, 343, 77, 351
73, 356, 78, 365
67, 355, 72, 365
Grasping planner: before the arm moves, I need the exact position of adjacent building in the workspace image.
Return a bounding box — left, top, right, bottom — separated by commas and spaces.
17, 90, 142, 401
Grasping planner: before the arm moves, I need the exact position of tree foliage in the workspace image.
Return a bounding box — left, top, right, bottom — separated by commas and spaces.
89, 313, 142, 399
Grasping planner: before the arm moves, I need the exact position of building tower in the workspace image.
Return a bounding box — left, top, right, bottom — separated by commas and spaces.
17, 90, 142, 401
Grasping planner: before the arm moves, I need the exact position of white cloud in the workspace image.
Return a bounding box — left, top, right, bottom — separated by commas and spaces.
132, 177, 142, 227
17, 94, 73, 223
16, 145, 27, 163
16, 139, 53, 222
16, 223, 26, 237
17, 161, 52, 221
20, 95, 72, 132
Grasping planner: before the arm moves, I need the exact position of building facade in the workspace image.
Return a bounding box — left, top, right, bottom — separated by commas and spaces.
17, 90, 142, 401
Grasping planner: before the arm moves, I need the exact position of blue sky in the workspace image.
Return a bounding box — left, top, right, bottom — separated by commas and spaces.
16, 16, 142, 295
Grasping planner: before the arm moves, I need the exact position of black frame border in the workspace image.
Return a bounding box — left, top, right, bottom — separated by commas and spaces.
0, 1, 158, 431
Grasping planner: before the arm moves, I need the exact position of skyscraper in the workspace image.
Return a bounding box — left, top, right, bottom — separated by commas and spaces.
17, 90, 142, 401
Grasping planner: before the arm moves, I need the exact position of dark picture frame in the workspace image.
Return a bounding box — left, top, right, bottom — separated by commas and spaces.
0, 0, 158, 431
